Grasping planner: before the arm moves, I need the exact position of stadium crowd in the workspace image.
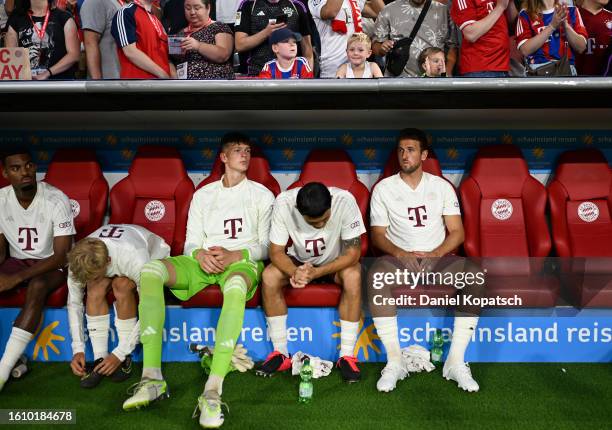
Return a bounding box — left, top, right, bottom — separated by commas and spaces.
0, 0, 610, 79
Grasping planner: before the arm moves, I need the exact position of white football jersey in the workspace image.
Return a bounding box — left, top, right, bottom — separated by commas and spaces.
370, 173, 460, 253
67, 224, 171, 354
0, 182, 75, 259
183, 177, 275, 261
270, 187, 366, 265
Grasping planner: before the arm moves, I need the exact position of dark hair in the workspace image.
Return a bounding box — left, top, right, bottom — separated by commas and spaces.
396, 128, 429, 152
296, 182, 332, 218
2, 148, 32, 167
417, 47, 444, 74
220, 132, 251, 152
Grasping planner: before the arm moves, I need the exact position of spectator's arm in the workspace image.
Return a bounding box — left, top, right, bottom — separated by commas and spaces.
189, 32, 233, 63
517, 24, 554, 56
460, 0, 507, 43
84, 30, 103, 79
4, 0, 14, 15
122, 43, 170, 78
320, 0, 344, 20
563, 15, 587, 54
446, 47, 457, 76
301, 35, 314, 69
34, 18, 80, 80
235, 22, 286, 53
365, 0, 385, 17
4, 26, 17, 47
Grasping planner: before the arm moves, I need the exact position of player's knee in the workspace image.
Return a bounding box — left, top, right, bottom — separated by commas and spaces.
262, 265, 285, 292
86, 283, 108, 304
25, 277, 53, 301
141, 260, 169, 283
111, 277, 136, 300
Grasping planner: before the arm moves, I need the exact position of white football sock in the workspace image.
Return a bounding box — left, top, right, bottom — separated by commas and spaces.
86, 314, 110, 361
142, 367, 163, 381
266, 314, 288, 356
339, 320, 359, 358
373, 317, 402, 363
112, 317, 138, 362
0, 327, 32, 382
204, 374, 224, 396
445, 316, 479, 367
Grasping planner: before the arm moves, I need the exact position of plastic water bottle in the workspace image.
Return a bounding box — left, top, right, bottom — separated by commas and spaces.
298, 357, 313, 404
431, 329, 445, 366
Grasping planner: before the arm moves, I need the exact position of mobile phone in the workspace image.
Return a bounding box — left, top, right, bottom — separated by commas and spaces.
275, 14, 288, 24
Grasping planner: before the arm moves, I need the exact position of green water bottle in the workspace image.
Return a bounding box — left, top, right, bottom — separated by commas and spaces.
431, 329, 445, 366
298, 357, 313, 404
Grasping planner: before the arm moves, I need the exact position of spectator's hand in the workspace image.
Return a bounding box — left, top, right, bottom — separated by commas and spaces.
380, 40, 395, 55
181, 36, 200, 52
94, 353, 121, 376
264, 21, 287, 37
70, 352, 86, 377
551, 4, 567, 29
195, 249, 225, 274
33, 70, 51, 80
0, 273, 21, 292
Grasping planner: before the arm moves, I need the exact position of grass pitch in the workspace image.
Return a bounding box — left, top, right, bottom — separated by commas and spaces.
1, 362, 610, 430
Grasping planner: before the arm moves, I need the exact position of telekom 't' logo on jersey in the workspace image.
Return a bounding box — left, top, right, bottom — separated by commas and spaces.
99, 226, 125, 238
224, 218, 243, 239
305, 238, 326, 257
407, 206, 427, 227
18, 227, 38, 251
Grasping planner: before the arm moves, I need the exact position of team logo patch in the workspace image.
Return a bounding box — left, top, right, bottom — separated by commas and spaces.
144, 200, 166, 222
283, 6, 294, 17
491, 199, 513, 220
577, 202, 599, 223
70, 199, 80, 218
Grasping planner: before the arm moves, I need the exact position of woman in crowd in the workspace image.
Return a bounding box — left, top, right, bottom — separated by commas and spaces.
516, 0, 588, 75
174, 0, 234, 79
5, 0, 80, 79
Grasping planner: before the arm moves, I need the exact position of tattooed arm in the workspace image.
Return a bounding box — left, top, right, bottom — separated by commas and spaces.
309, 236, 362, 280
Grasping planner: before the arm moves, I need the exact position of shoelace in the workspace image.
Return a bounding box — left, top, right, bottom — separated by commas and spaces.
126, 379, 158, 396
381, 362, 406, 376
192, 396, 229, 419
338, 356, 360, 372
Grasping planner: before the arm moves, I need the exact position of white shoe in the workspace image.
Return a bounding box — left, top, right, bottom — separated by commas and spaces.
443, 362, 480, 392
376, 361, 408, 392
122, 378, 169, 411
196, 390, 226, 428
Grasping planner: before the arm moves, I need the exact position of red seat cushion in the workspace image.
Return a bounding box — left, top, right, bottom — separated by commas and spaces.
182, 286, 261, 308
44, 149, 109, 241
109, 146, 194, 256
196, 145, 280, 196
0, 284, 68, 308
284, 283, 342, 307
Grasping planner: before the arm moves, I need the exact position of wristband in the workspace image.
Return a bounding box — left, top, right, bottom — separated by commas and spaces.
47, 68, 53, 76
